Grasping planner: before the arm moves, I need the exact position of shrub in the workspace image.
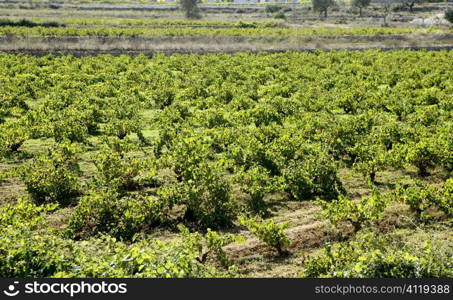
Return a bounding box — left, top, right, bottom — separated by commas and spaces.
438, 178, 453, 217
1, 224, 227, 278
93, 142, 146, 192
104, 118, 142, 141
0, 199, 227, 278
301, 232, 452, 278
253, 136, 344, 201
351, 140, 388, 184
0, 226, 73, 278
158, 162, 236, 229
0, 199, 66, 277
274, 12, 286, 20
235, 21, 257, 28
1, 229, 228, 278
319, 192, 389, 234
247, 103, 283, 126
158, 136, 236, 229
312, 0, 335, 18
20, 144, 81, 204
180, 0, 201, 19
394, 180, 452, 219
0, 171, 7, 183
0, 122, 28, 155
235, 166, 282, 215
65, 235, 230, 278
104, 101, 143, 141
283, 153, 344, 200
161, 134, 212, 181
172, 225, 244, 269
36, 102, 101, 144
66, 189, 165, 240
265, 5, 283, 14
238, 216, 290, 256
0, 19, 64, 27
405, 140, 439, 177
205, 229, 245, 268
49, 111, 90, 143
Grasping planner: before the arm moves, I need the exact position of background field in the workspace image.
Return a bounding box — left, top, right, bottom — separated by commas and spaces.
0, 0, 452, 53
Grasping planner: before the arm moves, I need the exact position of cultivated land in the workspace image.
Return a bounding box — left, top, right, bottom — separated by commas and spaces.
0, 0, 452, 53
0, 1, 452, 278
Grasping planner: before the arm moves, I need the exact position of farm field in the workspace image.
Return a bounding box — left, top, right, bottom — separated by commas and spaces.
0, 50, 452, 277
0, 0, 452, 279
0, 1, 453, 53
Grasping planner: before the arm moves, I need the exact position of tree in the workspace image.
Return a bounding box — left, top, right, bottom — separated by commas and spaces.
445, 8, 453, 24
381, 0, 394, 26
400, 0, 422, 13
180, 0, 201, 19
312, 0, 335, 18
352, 0, 371, 17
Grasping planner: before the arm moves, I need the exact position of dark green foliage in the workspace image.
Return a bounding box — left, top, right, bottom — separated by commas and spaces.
157, 135, 237, 229
20, 144, 81, 204
0, 120, 28, 155
158, 161, 236, 229
281, 148, 344, 200
67, 189, 165, 240
265, 5, 284, 14
274, 12, 286, 20
445, 8, 453, 23
394, 179, 453, 219
312, 0, 335, 17
0, 200, 228, 278
180, 0, 201, 19
93, 140, 147, 192
235, 166, 281, 215
352, 0, 371, 16
0, 18, 64, 27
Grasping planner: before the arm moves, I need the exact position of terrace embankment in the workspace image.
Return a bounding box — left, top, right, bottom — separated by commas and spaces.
1, 33, 452, 56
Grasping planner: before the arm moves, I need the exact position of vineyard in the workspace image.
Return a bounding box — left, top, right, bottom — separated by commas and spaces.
0, 50, 451, 277
1, 24, 452, 36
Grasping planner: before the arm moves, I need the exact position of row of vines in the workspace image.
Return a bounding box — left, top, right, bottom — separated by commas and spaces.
0, 24, 451, 37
